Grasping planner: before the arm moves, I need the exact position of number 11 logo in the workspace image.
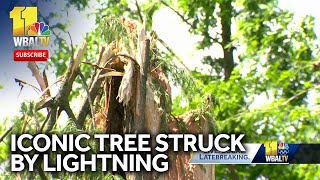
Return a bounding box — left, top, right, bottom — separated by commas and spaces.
264, 141, 278, 156
10, 7, 37, 36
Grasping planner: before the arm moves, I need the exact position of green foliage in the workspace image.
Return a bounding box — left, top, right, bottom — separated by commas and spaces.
0, 118, 12, 163
162, 0, 320, 178
176, 0, 218, 49
100, 18, 130, 43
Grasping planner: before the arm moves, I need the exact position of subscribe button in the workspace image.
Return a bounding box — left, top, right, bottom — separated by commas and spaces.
13, 50, 49, 61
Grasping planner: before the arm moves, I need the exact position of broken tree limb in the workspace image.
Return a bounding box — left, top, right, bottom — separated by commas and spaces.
64, 104, 78, 126
42, 69, 51, 98
40, 110, 51, 133
45, 106, 58, 133
85, 45, 108, 92
77, 43, 116, 128
36, 76, 64, 105
36, 98, 54, 111
27, 62, 48, 97
79, 70, 96, 127
82, 61, 116, 71
45, 41, 87, 132
117, 60, 134, 106
27, 62, 52, 121
99, 71, 124, 78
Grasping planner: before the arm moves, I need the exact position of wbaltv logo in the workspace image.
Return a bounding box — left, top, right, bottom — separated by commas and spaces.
10, 7, 51, 61
264, 141, 289, 163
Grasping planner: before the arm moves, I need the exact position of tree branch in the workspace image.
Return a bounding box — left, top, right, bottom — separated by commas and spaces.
209, 35, 222, 46
82, 61, 116, 71
0, 126, 13, 143
45, 106, 57, 133
135, 0, 143, 22
79, 70, 96, 127
157, 37, 191, 71
36, 164, 48, 180
160, 0, 222, 47
282, 84, 320, 106
64, 104, 78, 127
27, 62, 47, 94
40, 110, 51, 133
42, 70, 51, 98
77, 43, 115, 127
45, 41, 87, 132
160, 0, 193, 28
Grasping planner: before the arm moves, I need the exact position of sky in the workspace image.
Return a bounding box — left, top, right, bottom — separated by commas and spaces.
1, 0, 320, 121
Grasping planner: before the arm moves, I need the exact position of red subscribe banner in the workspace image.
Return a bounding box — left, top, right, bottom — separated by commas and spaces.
13, 50, 49, 61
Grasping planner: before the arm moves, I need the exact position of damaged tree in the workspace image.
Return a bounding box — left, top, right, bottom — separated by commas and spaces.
26, 18, 215, 180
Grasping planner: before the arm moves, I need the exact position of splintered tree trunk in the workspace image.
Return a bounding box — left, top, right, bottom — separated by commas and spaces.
107, 28, 214, 180
45, 19, 215, 180
134, 39, 150, 133
124, 37, 214, 179
125, 37, 151, 180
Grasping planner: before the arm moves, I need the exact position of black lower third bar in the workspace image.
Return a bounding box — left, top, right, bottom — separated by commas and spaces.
290, 144, 320, 164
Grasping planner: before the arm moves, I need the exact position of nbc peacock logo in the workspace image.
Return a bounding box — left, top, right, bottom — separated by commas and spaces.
28, 22, 51, 36
278, 142, 289, 155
